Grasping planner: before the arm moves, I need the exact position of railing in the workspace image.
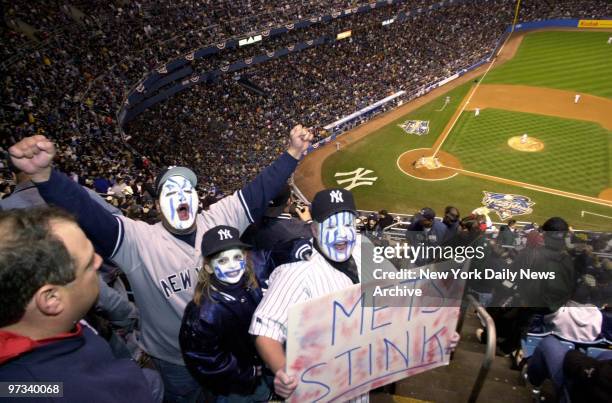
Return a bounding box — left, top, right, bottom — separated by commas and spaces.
456, 294, 497, 403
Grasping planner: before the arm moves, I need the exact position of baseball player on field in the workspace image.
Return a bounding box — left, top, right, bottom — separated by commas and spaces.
249, 188, 460, 400
9, 126, 313, 402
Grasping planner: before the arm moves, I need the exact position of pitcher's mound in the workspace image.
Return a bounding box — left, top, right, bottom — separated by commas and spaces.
397, 149, 462, 180
508, 136, 544, 152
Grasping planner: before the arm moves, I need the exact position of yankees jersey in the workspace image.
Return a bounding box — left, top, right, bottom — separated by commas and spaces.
37, 152, 298, 365
249, 236, 369, 403
110, 193, 250, 364
249, 236, 364, 343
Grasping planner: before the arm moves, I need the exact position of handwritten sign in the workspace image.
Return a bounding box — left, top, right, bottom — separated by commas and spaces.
286, 271, 465, 402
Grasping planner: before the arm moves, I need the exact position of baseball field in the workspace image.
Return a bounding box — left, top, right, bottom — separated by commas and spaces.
294, 30, 612, 231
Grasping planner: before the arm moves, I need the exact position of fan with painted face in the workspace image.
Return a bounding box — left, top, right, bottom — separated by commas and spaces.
315, 210, 357, 262
159, 175, 199, 231
206, 248, 247, 284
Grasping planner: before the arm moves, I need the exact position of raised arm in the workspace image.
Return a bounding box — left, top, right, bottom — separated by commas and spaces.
203, 125, 313, 232
9, 135, 120, 257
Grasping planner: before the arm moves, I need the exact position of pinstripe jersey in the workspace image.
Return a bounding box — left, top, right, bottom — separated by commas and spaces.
249, 236, 369, 402
249, 240, 361, 343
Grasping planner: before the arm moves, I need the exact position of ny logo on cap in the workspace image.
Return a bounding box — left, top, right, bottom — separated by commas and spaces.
218, 229, 232, 240
330, 190, 343, 203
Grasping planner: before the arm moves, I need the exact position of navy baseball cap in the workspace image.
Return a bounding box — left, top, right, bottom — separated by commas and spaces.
265, 184, 292, 217
311, 188, 357, 222
154, 166, 197, 196
201, 225, 251, 258
420, 207, 436, 221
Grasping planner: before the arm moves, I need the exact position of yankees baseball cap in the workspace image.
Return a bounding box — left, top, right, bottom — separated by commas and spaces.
201, 225, 251, 258
419, 207, 436, 221
311, 188, 357, 222
154, 166, 197, 196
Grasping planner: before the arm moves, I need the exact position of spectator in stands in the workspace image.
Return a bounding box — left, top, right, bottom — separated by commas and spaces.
8, 127, 311, 402
441, 206, 460, 243
242, 184, 313, 287
180, 225, 271, 401
376, 209, 394, 236
250, 188, 363, 398
250, 189, 462, 398
517, 217, 576, 312
94, 172, 112, 194
405, 207, 447, 265
497, 219, 518, 247
0, 207, 161, 402
527, 335, 612, 403
364, 212, 379, 237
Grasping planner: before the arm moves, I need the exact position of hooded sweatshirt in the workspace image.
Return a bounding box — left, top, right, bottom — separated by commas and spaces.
544, 300, 603, 342
0, 324, 154, 402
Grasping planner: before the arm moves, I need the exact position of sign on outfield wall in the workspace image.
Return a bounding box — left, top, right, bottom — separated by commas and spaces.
337, 30, 352, 40
578, 20, 612, 28
238, 35, 262, 46
286, 268, 464, 402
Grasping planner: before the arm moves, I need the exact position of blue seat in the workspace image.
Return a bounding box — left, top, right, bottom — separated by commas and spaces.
585, 346, 611, 359
522, 335, 575, 358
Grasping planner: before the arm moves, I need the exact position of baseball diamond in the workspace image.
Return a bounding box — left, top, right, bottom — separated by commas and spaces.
296, 29, 612, 230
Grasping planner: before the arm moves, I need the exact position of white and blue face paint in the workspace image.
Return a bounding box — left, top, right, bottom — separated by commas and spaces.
159, 175, 198, 231
210, 248, 246, 284
316, 211, 357, 262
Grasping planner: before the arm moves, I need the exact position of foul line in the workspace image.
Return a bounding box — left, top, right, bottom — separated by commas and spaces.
581, 210, 612, 220
443, 165, 612, 207
432, 26, 518, 157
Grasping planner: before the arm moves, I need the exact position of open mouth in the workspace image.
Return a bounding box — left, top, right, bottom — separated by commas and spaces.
177, 203, 190, 221
225, 268, 243, 278
333, 241, 348, 252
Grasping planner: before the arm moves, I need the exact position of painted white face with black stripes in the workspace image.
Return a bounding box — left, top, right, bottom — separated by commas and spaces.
316, 211, 357, 262
159, 175, 198, 231
210, 248, 246, 284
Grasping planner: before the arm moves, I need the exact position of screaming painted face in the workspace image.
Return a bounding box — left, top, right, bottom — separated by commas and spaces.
316, 211, 357, 262
210, 248, 246, 284
159, 175, 198, 231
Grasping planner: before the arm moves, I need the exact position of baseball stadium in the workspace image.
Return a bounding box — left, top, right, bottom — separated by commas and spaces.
1, 1, 612, 403
296, 28, 612, 231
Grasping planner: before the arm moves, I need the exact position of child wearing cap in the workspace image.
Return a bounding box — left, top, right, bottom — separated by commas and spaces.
179, 225, 271, 402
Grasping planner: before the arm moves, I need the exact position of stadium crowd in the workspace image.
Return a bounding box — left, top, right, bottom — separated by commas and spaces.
2, 0, 610, 197
1, 0, 611, 402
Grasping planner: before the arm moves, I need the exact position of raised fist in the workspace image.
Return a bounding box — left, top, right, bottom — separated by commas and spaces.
8, 135, 56, 182
287, 124, 314, 159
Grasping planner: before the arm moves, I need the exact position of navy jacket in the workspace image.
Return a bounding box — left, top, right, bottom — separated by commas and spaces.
179, 279, 263, 396
0, 326, 154, 403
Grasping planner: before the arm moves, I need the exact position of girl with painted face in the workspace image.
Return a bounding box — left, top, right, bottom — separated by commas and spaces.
179, 225, 272, 402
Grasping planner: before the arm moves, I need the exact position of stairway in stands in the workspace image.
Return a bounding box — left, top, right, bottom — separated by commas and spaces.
371, 310, 533, 403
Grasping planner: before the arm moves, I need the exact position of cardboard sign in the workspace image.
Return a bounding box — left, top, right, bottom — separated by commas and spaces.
286, 273, 465, 402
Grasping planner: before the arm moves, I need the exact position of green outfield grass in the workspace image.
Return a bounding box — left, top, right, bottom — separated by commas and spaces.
322, 83, 612, 230
441, 109, 610, 197
319, 30, 612, 230
484, 31, 612, 98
